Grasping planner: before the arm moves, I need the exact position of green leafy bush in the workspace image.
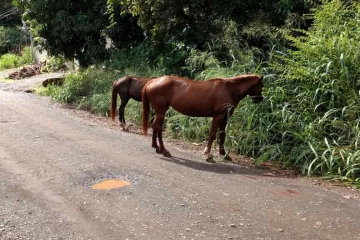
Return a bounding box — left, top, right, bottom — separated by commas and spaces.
0, 46, 33, 70
0, 54, 19, 70
41, 55, 67, 72
19, 46, 33, 65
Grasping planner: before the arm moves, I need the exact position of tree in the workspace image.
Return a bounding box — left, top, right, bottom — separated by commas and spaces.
0, 26, 28, 54
105, 3, 145, 49
117, 0, 318, 50
13, 0, 112, 68
0, 0, 27, 54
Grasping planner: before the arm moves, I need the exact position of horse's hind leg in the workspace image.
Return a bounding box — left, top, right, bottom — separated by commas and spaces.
151, 114, 161, 153
153, 112, 171, 157
203, 115, 223, 163
152, 122, 160, 153
119, 97, 129, 131
158, 123, 171, 158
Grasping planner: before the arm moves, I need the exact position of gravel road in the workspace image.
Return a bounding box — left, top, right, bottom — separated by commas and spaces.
0, 76, 360, 240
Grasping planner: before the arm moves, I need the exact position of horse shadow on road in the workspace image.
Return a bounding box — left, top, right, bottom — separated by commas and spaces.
157, 155, 263, 177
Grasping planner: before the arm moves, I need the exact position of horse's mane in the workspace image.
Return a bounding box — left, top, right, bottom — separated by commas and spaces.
223, 74, 261, 81
202, 74, 260, 82
205, 78, 223, 82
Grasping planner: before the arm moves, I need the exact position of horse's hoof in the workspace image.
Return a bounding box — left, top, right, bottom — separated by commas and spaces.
223, 155, 233, 162
219, 149, 226, 156
163, 151, 172, 157
124, 127, 130, 132
155, 149, 161, 154
206, 155, 215, 163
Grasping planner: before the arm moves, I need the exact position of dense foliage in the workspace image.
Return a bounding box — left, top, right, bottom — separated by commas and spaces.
13, 0, 318, 69
0, 26, 29, 54
264, 0, 360, 182
13, 0, 113, 68
116, 0, 313, 47
0, 0, 27, 54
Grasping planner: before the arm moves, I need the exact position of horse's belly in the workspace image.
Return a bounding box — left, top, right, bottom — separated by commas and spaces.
171, 103, 213, 117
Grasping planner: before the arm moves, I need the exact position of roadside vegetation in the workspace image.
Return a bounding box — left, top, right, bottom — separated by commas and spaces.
0, 46, 32, 70
0, 6, 32, 70
10, 0, 360, 188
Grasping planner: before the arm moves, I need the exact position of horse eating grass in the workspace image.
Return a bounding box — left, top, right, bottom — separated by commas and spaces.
142, 74, 264, 162
110, 76, 156, 131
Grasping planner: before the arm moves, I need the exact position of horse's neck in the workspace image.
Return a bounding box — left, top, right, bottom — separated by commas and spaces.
227, 77, 258, 102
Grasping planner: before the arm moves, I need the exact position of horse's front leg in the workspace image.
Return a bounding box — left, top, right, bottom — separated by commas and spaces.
203, 115, 223, 163
219, 115, 232, 161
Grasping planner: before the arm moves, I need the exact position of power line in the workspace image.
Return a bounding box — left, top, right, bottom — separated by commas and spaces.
0, 7, 16, 16
0, 7, 18, 15
0, 12, 21, 24
0, 8, 20, 22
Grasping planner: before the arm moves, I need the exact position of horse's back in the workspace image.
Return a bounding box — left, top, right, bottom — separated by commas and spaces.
147, 75, 223, 90
145, 76, 232, 116
113, 76, 154, 101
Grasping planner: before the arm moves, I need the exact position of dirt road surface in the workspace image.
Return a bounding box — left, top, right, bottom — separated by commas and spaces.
0, 75, 360, 240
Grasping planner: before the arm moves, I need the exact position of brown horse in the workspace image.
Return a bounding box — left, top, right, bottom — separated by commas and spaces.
142, 74, 264, 162
110, 76, 156, 131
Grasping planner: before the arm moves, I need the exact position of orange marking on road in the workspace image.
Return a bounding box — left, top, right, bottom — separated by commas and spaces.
92, 179, 130, 190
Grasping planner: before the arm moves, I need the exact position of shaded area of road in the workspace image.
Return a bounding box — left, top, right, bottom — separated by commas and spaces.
0, 87, 359, 240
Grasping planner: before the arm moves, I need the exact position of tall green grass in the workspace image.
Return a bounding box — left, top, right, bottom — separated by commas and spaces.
42, 68, 119, 115
0, 54, 19, 70
43, 46, 166, 116
229, 0, 360, 186
0, 46, 33, 70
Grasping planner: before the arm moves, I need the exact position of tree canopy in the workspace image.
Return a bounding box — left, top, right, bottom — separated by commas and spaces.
13, 0, 112, 67
12, 0, 322, 67
116, 0, 315, 48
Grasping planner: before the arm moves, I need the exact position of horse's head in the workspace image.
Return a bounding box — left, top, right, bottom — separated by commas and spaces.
248, 75, 264, 103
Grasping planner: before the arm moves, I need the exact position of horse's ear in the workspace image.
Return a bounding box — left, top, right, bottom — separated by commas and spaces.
259, 75, 263, 82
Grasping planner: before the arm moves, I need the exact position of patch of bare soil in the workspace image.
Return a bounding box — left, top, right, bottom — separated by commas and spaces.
8, 64, 43, 80
6, 62, 68, 81
0, 68, 19, 80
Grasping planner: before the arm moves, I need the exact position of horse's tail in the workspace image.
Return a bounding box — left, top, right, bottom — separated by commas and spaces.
110, 81, 118, 121
142, 84, 150, 136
